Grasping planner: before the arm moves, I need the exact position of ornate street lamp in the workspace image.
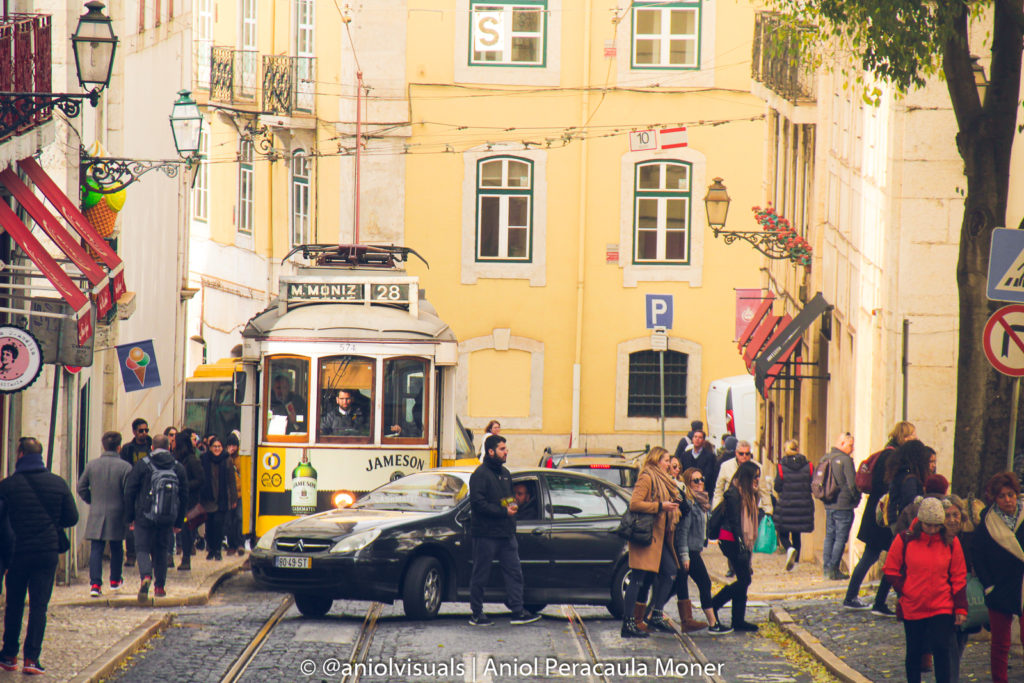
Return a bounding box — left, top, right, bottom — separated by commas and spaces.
169, 90, 203, 160
70, 1, 119, 96
703, 177, 813, 265
0, 2, 118, 138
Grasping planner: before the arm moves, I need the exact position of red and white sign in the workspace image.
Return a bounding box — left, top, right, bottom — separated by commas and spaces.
735, 288, 763, 341
629, 130, 657, 152
983, 305, 1024, 376
660, 126, 688, 149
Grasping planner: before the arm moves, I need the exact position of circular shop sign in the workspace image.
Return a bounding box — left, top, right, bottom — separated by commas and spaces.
0, 326, 43, 394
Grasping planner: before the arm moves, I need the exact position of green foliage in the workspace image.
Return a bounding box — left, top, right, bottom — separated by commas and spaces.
773, 0, 970, 91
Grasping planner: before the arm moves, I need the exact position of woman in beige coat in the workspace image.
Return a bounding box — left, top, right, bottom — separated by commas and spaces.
621, 446, 681, 638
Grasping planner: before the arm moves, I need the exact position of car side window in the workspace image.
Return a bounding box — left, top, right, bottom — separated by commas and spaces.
603, 486, 628, 516
545, 474, 614, 519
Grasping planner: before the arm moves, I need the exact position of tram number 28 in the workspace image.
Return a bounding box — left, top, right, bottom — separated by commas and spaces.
372, 284, 407, 301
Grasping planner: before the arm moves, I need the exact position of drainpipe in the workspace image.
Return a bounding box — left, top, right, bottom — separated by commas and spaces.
570, 0, 594, 446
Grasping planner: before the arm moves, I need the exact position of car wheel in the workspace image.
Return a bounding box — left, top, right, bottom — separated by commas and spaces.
293, 593, 333, 618
606, 562, 629, 619
403, 556, 444, 619
523, 603, 547, 614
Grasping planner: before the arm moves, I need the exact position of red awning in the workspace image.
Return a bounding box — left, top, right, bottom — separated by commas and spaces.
760, 315, 800, 393
736, 293, 775, 352
0, 168, 112, 318
742, 314, 781, 372
17, 157, 126, 301
0, 200, 92, 344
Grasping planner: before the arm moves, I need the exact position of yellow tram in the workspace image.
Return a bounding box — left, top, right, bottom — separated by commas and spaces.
237, 246, 470, 537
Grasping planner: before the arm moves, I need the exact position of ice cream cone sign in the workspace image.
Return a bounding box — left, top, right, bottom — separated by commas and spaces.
115, 340, 161, 392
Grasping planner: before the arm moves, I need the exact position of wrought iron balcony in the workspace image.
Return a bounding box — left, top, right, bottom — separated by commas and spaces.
262, 55, 316, 116
209, 46, 258, 104
751, 11, 816, 103
0, 13, 52, 142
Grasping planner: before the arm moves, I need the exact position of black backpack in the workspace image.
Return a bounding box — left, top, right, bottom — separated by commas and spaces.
142, 456, 180, 525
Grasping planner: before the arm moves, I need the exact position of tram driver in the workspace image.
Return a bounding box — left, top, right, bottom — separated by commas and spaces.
321, 388, 370, 436
269, 374, 307, 434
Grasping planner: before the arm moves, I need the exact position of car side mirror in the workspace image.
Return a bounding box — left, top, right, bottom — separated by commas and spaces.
233, 369, 246, 405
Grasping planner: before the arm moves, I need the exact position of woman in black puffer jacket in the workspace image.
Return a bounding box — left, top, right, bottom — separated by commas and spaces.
773, 439, 814, 572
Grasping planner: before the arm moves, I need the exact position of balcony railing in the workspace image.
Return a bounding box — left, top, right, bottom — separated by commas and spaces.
751, 11, 816, 103
209, 46, 258, 104
0, 13, 52, 142
262, 55, 316, 116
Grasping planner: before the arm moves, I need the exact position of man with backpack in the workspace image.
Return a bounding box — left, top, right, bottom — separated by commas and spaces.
124, 434, 187, 602
818, 433, 860, 580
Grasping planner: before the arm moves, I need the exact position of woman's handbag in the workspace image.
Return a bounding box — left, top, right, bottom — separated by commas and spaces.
186, 503, 208, 532
615, 510, 655, 546
754, 515, 777, 554
960, 575, 989, 632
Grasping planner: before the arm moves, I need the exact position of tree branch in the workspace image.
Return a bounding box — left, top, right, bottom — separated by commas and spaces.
942, 5, 981, 133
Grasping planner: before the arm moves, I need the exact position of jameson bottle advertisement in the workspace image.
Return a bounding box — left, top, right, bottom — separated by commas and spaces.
291, 452, 318, 514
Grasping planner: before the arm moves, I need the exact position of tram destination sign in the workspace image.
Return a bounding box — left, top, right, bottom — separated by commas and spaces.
286, 281, 411, 304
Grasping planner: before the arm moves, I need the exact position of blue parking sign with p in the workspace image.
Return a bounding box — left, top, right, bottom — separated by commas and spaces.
646, 294, 673, 329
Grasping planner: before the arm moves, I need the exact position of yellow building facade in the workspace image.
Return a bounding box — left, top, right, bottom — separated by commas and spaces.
189, 0, 765, 460
404, 1, 766, 457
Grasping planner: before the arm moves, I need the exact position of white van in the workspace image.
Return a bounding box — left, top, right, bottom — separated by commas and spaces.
706, 375, 757, 446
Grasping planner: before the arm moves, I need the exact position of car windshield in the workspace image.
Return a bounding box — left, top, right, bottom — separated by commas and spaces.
352, 472, 470, 512
565, 464, 637, 488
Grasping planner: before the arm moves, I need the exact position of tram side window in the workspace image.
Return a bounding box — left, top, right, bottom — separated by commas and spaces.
266, 357, 310, 436
383, 357, 427, 441
319, 356, 374, 441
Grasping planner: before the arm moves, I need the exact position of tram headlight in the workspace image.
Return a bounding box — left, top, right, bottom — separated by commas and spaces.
255, 527, 279, 551
333, 490, 356, 508
330, 528, 381, 554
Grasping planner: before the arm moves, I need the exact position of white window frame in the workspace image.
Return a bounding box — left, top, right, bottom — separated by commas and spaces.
290, 150, 311, 246
475, 156, 533, 262
469, 2, 546, 67
192, 124, 209, 222
631, 2, 700, 70
195, 0, 214, 89
238, 0, 258, 97
632, 160, 691, 264
237, 140, 254, 235
454, 0, 562, 86
618, 147, 705, 287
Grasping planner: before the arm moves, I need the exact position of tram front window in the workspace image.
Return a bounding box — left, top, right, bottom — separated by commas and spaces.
319, 356, 374, 441
266, 356, 310, 436
383, 357, 427, 442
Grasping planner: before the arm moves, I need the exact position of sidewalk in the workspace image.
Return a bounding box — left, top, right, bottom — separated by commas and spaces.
5, 551, 246, 682
702, 543, 873, 599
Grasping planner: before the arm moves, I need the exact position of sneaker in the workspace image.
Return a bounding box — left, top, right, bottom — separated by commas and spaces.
510, 611, 541, 625
785, 547, 797, 571
154, 587, 166, 598
138, 576, 152, 603
110, 579, 123, 590
707, 622, 733, 635
468, 613, 493, 626
0, 655, 17, 672
90, 584, 101, 598
22, 659, 43, 676
733, 621, 759, 632
871, 604, 896, 618
843, 598, 871, 610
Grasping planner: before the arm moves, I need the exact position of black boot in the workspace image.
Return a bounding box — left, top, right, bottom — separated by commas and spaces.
621, 616, 649, 638
731, 593, 758, 631
645, 608, 676, 633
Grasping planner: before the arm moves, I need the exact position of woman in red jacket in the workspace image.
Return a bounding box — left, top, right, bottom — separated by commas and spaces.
883, 497, 967, 683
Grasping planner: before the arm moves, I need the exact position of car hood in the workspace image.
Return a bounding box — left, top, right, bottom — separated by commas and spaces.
273, 507, 442, 539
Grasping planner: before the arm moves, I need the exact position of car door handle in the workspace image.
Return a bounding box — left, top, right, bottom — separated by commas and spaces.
531, 527, 546, 535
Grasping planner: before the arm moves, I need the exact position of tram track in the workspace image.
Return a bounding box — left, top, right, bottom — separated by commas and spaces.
341, 601, 384, 683
561, 605, 611, 683
220, 594, 294, 683
673, 627, 727, 683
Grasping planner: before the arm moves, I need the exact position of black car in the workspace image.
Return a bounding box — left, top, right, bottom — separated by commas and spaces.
250, 467, 631, 619
556, 456, 640, 489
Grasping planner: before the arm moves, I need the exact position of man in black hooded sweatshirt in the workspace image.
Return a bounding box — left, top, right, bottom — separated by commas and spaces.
467, 434, 540, 627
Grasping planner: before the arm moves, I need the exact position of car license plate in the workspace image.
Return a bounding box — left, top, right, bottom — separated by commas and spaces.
274, 556, 311, 569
